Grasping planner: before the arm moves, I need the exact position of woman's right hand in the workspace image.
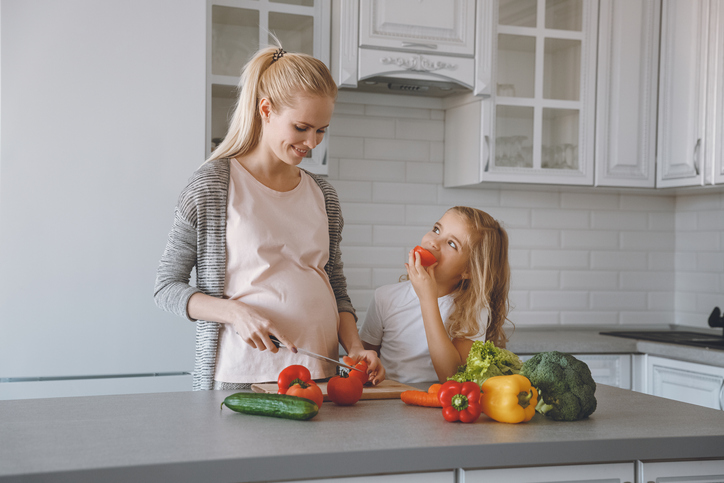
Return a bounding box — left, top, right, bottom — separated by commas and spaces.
227, 299, 297, 353
187, 293, 296, 353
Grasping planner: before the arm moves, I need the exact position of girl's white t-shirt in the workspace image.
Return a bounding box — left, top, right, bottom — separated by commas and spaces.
359, 281, 487, 383
214, 161, 340, 383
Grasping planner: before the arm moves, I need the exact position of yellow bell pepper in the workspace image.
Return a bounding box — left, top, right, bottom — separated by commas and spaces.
480, 374, 538, 423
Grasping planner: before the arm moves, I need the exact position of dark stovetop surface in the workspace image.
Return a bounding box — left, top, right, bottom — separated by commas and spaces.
600, 330, 724, 351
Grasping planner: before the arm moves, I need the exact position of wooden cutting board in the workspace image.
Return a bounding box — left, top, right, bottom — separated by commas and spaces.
251, 379, 417, 401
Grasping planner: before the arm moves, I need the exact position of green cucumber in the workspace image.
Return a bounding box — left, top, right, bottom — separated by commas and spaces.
221, 393, 319, 420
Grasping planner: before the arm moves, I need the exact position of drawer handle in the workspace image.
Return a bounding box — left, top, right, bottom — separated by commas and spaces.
401, 41, 438, 50
719, 380, 723, 410
693, 138, 701, 175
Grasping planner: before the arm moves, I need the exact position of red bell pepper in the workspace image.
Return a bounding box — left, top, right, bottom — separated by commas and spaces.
277, 365, 313, 395
438, 380, 482, 423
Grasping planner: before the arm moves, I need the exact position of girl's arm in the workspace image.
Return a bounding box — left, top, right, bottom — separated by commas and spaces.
407, 251, 470, 383
339, 312, 386, 384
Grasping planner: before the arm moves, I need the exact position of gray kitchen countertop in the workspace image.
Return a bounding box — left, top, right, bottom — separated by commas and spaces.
2, 384, 724, 483
506, 325, 724, 367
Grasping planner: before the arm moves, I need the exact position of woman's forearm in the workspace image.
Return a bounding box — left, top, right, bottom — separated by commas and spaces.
338, 311, 364, 354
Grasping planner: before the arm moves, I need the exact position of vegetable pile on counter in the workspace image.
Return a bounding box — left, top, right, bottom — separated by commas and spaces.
449, 340, 523, 386
520, 351, 597, 421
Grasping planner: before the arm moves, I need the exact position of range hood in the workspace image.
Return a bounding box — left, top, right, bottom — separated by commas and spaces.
331, 0, 492, 98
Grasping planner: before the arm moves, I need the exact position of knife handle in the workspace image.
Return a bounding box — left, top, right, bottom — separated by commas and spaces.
269, 335, 283, 348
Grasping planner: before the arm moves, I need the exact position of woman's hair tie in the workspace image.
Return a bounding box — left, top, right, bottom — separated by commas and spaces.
271, 48, 286, 64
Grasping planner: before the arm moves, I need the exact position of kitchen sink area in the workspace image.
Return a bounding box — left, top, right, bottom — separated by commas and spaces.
600, 331, 724, 351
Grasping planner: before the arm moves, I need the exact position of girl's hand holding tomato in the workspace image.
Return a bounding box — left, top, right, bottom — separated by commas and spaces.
343, 356, 369, 385
327, 373, 364, 406
406, 247, 438, 305
413, 246, 437, 267
343, 350, 386, 385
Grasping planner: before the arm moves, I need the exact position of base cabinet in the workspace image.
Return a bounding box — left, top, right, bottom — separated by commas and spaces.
646, 356, 724, 410
641, 459, 724, 483
463, 462, 634, 483
283, 471, 454, 483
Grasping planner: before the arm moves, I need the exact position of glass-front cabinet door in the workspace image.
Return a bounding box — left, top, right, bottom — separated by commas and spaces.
206, 0, 330, 174
484, 0, 597, 185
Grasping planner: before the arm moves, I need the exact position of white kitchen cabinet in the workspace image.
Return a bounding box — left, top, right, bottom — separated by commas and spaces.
206, 0, 330, 174
595, 0, 660, 188
710, 2, 724, 185
520, 353, 632, 389
656, 0, 710, 188
332, 0, 494, 96
463, 462, 634, 483
641, 459, 724, 483
444, 0, 599, 187
646, 355, 724, 410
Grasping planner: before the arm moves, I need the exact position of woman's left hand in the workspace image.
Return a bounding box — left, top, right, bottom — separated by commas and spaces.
346, 349, 386, 385
405, 248, 438, 303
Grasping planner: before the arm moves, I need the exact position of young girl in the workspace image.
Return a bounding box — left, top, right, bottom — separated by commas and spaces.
155, 45, 383, 390
359, 206, 511, 383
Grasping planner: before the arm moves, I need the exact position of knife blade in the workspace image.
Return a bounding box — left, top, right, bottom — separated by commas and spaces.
269, 336, 365, 374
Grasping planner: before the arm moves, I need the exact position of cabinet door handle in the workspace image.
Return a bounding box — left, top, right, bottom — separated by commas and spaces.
401, 41, 438, 50
693, 138, 701, 175
718, 379, 723, 410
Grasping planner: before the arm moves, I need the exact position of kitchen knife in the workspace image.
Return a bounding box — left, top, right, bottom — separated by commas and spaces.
269, 336, 366, 374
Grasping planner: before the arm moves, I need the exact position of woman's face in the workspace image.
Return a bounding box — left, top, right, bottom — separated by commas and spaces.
259, 95, 335, 167
420, 210, 472, 288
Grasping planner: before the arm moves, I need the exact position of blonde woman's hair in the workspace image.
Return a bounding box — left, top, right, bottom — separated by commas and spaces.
445, 206, 512, 348
208, 45, 338, 162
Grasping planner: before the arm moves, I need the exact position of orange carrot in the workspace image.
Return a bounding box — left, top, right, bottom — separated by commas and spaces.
400, 383, 443, 407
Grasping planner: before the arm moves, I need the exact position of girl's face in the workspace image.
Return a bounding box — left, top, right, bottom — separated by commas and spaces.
259, 95, 335, 167
421, 210, 472, 288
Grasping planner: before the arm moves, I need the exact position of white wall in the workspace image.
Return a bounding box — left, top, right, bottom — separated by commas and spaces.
326, 91, 721, 330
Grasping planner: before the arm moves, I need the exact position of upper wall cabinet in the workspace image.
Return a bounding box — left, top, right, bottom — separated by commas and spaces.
444, 0, 662, 188
332, 0, 494, 97
445, 0, 599, 187
206, 0, 330, 175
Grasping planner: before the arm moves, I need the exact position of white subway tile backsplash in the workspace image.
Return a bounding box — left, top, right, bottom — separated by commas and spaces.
395, 119, 445, 142
328, 135, 364, 159
561, 311, 619, 326
510, 270, 559, 290
373, 225, 428, 246
591, 251, 647, 270
620, 231, 675, 251
500, 190, 559, 208
364, 104, 431, 119
560, 271, 618, 290
341, 225, 373, 246
532, 209, 589, 229
373, 182, 437, 204
530, 291, 589, 310
364, 138, 430, 161
339, 159, 406, 182
591, 291, 647, 310
560, 192, 619, 210
329, 180, 373, 202
341, 202, 405, 224
620, 272, 675, 291
620, 194, 675, 211
591, 211, 648, 230
507, 229, 560, 248
561, 230, 618, 249
331, 115, 396, 139
531, 250, 589, 269
328, 94, 721, 331
405, 161, 444, 184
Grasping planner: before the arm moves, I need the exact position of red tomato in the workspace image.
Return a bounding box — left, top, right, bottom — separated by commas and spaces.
327, 374, 364, 406
286, 379, 324, 408
413, 246, 437, 267
343, 356, 369, 385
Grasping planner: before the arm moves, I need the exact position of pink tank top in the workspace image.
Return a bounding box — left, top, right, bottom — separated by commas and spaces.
214, 161, 340, 383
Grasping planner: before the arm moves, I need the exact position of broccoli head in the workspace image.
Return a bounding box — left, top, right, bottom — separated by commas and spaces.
520, 351, 597, 421
449, 340, 522, 386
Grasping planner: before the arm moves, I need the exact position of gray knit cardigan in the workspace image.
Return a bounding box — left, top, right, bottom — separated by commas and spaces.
153, 158, 355, 390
